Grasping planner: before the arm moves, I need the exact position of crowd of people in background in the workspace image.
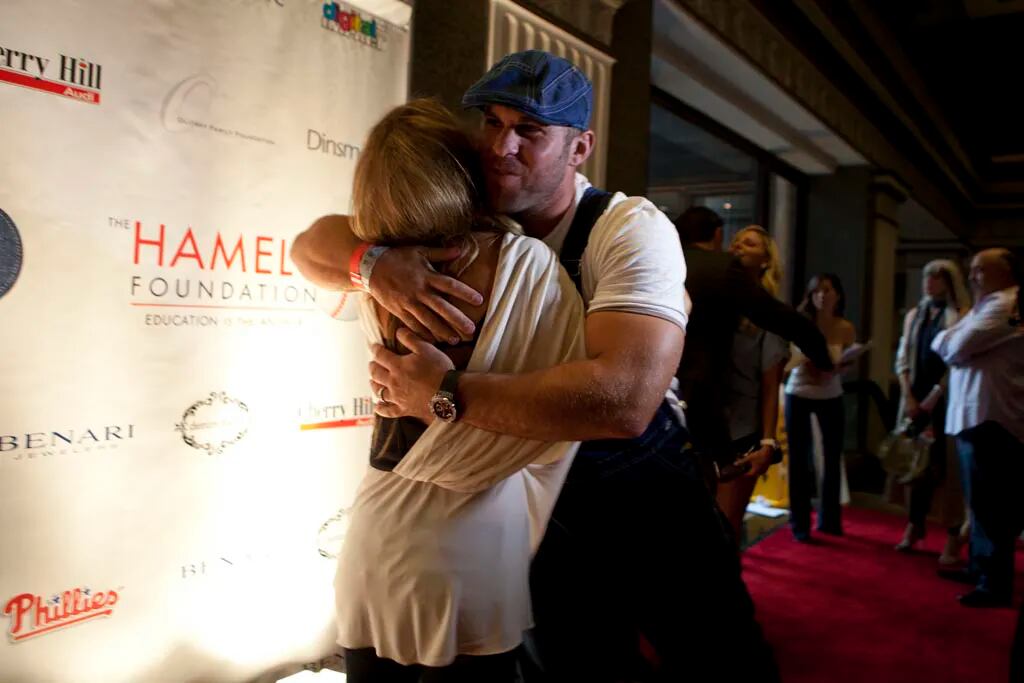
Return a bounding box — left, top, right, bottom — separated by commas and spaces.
291, 48, 1024, 682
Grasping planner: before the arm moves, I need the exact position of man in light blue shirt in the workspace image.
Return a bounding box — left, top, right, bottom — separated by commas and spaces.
933, 248, 1024, 608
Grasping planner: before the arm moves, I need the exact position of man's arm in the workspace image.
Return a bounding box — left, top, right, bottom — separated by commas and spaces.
932, 292, 1017, 365
374, 312, 684, 441
291, 214, 482, 341
731, 264, 833, 371
290, 215, 363, 290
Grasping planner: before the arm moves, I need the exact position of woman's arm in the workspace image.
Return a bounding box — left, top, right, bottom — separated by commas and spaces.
842, 319, 858, 348
740, 360, 784, 477
896, 311, 919, 417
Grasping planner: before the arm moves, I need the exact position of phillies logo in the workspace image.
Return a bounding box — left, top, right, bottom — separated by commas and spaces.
4, 587, 119, 642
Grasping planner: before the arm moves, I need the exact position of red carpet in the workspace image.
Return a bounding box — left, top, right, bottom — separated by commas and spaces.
743, 507, 1022, 683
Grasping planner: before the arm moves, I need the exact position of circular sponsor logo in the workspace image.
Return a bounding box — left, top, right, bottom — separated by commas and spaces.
160, 74, 218, 133
175, 392, 250, 455
317, 507, 351, 559
0, 209, 23, 300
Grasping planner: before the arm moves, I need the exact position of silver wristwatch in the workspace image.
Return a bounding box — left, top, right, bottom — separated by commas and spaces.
429, 370, 461, 423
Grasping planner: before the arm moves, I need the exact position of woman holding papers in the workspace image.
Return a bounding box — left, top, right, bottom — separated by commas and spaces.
784, 273, 857, 542
892, 260, 970, 562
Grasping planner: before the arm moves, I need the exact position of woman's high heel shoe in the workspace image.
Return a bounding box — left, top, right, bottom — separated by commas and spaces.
895, 523, 925, 552
938, 529, 968, 566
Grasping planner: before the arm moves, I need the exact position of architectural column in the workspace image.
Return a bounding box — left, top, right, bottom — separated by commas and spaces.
865, 173, 909, 446
607, 0, 652, 196
409, 0, 490, 121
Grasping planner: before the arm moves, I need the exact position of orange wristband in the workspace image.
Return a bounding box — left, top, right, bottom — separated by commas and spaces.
349, 242, 370, 290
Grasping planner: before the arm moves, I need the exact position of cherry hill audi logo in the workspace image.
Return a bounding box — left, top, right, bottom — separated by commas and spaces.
4, 586, 119, 642
299, 397, 374, 431
0, 44, 102, 105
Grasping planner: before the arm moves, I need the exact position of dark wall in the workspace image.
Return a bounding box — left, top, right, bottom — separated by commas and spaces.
804, 166, 871, 333
606, 0, 652, 196
408, 0, 489, 121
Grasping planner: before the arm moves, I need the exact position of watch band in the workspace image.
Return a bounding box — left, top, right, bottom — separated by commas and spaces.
440, 369, 461, 398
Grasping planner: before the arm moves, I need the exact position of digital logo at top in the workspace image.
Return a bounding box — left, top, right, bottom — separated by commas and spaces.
0, 44, 102, 104
0, 209, 22, 300
322, 2, 382, 49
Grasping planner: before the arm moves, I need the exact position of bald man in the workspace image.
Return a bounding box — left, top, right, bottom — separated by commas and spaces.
932, 248, 1024, 608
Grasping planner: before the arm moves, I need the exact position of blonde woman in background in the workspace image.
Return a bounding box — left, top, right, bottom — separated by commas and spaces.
893, 259, 970, 564
718, 226, 790, 543
326, 99, 586, 681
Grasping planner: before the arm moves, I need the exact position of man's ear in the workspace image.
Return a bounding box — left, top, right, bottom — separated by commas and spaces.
569, 130, 595, 168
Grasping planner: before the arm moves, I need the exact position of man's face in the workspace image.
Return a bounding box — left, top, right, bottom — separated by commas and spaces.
968, 253, 1008, 298
479, 104, 576, 216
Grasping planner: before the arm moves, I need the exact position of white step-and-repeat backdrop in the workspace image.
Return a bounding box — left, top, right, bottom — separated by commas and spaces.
0, 1, 409, 680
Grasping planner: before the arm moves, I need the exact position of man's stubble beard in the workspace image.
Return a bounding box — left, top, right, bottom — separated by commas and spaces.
487, 145, 573, 223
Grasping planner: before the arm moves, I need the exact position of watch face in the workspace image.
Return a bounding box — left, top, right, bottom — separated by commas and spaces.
430, 395, 457, 423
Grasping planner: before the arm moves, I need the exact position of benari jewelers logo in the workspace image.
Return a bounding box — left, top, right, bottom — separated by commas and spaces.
0, 208, 23, 300
322, 2, 382, 48
0, 44, 102, 104
176, 392, 250, 455
4, 586, 119, 642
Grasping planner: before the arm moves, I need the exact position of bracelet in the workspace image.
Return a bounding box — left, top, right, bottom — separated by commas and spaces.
348, 243, 389, 292
760, 438, 778, 449
349, 243, 369, 290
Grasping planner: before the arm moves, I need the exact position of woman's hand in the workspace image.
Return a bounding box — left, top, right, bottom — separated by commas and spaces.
905, 394, 923, 419
735, 446, 775, 478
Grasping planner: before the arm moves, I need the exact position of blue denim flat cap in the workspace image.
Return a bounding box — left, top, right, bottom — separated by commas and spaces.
462, 50, 593, 129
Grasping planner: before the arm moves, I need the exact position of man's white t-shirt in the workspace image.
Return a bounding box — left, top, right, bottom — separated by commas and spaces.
540, 173, 688, 332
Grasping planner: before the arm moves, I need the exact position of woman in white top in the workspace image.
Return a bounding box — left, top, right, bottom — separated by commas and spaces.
718, 226, 790, 544
332, 100, 586, 681
784, 273, 856, 542
893, 260, 969, 561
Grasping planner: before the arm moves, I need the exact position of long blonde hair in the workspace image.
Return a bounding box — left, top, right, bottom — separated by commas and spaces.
352, 98, 495, 250
922, 259, 969, 313
731, 225, 783, 297
351, 99, 502, 346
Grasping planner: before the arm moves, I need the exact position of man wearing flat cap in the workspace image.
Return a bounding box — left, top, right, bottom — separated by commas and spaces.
293, 50, 779, 682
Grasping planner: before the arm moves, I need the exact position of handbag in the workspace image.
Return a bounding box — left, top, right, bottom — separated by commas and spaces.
878, 418, 933, 483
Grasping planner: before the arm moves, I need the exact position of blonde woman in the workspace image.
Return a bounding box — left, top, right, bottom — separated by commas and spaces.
717, 225, 790, 543
331, 100, 586, 681
893, 259, 970, 563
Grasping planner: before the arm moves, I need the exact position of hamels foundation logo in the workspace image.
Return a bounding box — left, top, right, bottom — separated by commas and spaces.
0, 44, 102, 105
113, 218, 318, 322
4, 586, 120, 642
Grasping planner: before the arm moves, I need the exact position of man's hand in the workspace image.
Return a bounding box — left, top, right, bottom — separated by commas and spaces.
736, 446, 774, 478
370, 327, 455, 422
290, 214, 483, 342
372, 247, 483, 344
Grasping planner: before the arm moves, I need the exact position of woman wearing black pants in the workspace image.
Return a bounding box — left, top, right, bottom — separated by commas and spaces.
784, 274, 856, 542
892, 260, 969, 561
